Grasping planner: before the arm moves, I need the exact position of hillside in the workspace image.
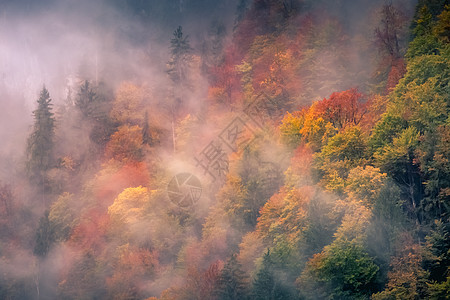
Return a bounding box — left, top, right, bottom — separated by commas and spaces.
0, 0, 449, 299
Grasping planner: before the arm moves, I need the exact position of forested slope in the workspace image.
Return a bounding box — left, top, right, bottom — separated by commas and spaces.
0, 0, 449, 299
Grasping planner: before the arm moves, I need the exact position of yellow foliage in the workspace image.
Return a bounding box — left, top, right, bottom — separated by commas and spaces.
110, 82, 148, 125
108, 186, 149, 225
333, 200, 372, 244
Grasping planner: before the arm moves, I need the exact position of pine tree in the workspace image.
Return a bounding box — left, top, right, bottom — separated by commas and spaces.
75, 80, 97, 118
142, 111, 151, 145
26, 87, 55, 180
34, 210, 55, 257
167, 25, 193, 95
253, 250, 275, 300
167, 26, 193, 153
252, 249, 294, 300
216, 254, 249, 300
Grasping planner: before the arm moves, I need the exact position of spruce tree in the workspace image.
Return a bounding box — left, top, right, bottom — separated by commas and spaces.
166, 26, 193, 153
142, 111, 151, 145
75, 80, 97, 118
252, 249, 293, 300
33, 210, 55, 257
26, 87, 55, 180
216, 254, 249, 300
167, 25, 193, 89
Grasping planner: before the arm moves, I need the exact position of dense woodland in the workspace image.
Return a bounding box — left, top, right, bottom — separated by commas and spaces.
0, 0, 449, 299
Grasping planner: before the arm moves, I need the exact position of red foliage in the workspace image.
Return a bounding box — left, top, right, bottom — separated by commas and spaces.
208, 45, 243, 108
386, 58, 406, 92
315, 88, 368, 130
182, 260, 224, 300
290, 145, 314, 177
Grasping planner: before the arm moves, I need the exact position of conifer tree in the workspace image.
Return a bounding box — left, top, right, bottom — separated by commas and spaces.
142, 111, 151, 145
252, 249, 294, 300
216, 254, 249, 300
167, 25, 193, 91
167, 26, 193, 153
33, 210, 55, 257
26, 87, 55, 180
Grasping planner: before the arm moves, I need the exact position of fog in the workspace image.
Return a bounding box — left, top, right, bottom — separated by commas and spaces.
0, 0, 421, 299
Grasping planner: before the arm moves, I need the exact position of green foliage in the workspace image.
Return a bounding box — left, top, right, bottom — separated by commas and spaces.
413, 5, 434, 37
49, 192, 78, 242
375, 127, 419, 176
301, 240, 379, 299
423, 220, 450, 283
427, 275, 450, 299
167, 26, 193, 87
234, 146, 284, 228
76, 80, 98, 118
26, 87, 55, 180
279, 112, 303, 149
319, 126, 367, 162
34, 210, 56, 257
369, 114, 407, 153
216, 254, 249, 300
252, 249, 295, 300
314, 126, 368, 193
58, 251, 107, 299
75, 80, 116, 147
433, 5, 450, 42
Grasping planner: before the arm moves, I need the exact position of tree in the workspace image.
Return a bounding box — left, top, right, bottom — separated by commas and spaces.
105, 125, 144, 163
372, 234, 428, 300
201, 20, 227, 78
374, 127, 422, 220
315, 89, 368, 131
26, 87, 55, 180
142, 111, 151, 145
74, 80, 116, 147
279, 111, 304, 149
423, 220, 450, 283
314, 126, 368, 193
34, 211, 55, 257
75, 80, 97, 119
300, 240, 379, 299
110, 81, 146, 125
252, 249, 294, 300
167, 25, 193, 98
0, 182, 13, 217
48, 192, 77, 242
216, 254, 249, 300
108, 186, 149, 226
375, 3, 407, 59
167, 26, 193, 153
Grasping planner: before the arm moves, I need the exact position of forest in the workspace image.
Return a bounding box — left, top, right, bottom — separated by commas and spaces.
0, 0, 449, 299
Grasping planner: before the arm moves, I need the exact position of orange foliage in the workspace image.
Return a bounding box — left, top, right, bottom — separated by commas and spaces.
105, 125, 144, 163
208, 45, 244, 108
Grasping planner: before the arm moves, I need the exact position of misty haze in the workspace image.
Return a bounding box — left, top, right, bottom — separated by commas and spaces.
0, 0, 449, 299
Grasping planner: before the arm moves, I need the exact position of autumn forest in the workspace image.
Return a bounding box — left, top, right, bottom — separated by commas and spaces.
0, 0, 449, 299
